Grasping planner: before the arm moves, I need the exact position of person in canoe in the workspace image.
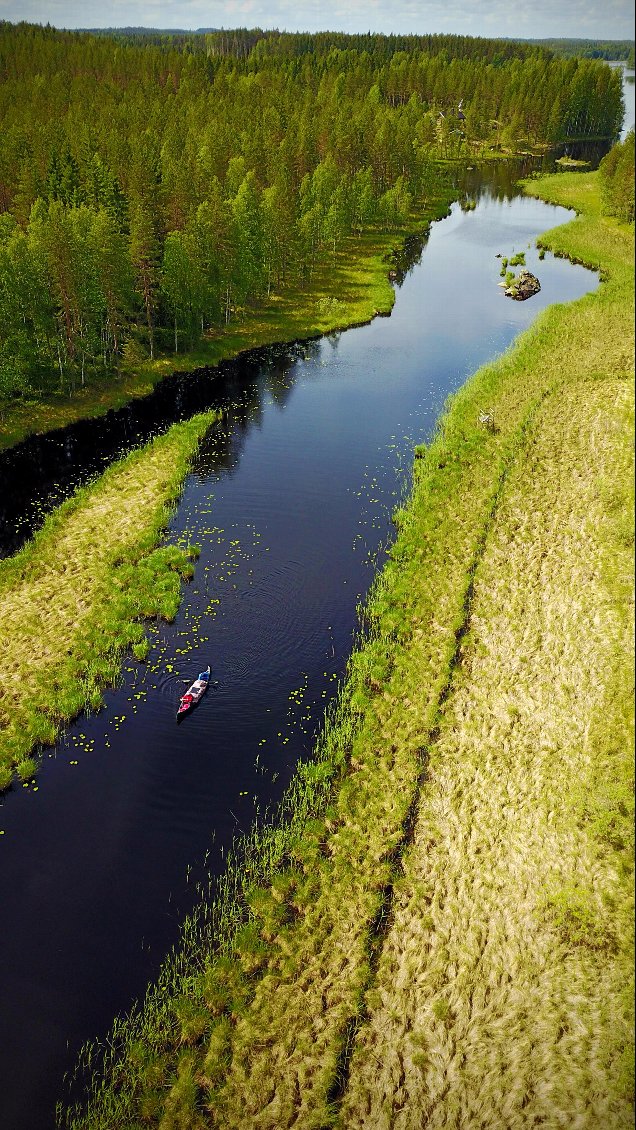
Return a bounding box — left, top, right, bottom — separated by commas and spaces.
177, 666, 211, 720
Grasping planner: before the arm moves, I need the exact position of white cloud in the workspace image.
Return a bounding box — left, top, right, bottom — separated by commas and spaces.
1, 0, 633, 38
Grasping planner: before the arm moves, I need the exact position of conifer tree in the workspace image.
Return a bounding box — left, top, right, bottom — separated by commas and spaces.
0, 21, 626, 403
129, 206, 160, 359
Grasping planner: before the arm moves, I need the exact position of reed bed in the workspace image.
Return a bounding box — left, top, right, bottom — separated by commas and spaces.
65, 170, 634, 1129
0, 411, 219, 789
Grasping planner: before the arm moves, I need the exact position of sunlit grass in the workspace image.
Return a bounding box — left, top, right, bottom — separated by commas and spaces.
64, 170, 634, 1129
341, 376, 634, 1129
338, 171, 634, 1126
0, 192, 453, 452
0, 411, 218, 788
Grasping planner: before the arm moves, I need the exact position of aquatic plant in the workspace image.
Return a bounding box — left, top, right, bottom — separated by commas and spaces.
16, 757, 38, 781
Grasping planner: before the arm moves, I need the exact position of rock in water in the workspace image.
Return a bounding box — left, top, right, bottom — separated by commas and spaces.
505, 269, 541, 300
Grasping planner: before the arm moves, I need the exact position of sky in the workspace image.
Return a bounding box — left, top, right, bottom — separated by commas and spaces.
0, 0, 634, 41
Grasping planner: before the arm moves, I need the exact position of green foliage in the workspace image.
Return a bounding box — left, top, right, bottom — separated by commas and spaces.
599, 131, 635, 223
431, 998, 452, 1022
0, 23, 623, 406
173, 995, 211, 1046
203, 1018, 233, 1086
499, 252, 525, 277
546, 883, 617, 950
16, 756, 38, 781
132, 638, 149, 661
159, 1052, 202, 1129
523, 38, 634, 62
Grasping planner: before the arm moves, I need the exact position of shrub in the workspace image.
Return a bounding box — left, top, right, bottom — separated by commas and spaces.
546, 883, 617, 951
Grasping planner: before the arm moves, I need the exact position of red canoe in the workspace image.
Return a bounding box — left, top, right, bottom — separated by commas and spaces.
177, 666, 211, 720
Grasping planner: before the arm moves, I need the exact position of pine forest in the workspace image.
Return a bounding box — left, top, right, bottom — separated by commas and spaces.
0, 23, 624, 400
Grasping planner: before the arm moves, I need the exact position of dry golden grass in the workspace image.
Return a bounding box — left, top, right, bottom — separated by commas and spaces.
0, 413, 215, 783
192, 176, 634, 1130
339, 377, 634, 1129
0, 457, 167, 662
69, 171, 634, 1130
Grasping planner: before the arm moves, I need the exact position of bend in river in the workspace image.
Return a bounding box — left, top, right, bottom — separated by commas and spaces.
0, 170, 600, 1130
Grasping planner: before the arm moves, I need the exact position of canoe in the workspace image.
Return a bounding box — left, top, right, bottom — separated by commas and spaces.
177, 666, 211, 720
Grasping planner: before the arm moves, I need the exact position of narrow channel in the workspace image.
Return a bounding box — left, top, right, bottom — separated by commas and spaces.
0, 169, 599, 1129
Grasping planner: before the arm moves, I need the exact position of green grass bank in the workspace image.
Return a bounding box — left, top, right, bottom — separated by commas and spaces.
0, 184, 453, 788
0, 411, 219, 791
65, 169, 634, 1129
0, 193, 454, 453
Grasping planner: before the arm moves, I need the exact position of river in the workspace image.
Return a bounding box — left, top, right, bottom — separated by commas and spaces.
0, 166, 602, 1128
608, 60, 635, 140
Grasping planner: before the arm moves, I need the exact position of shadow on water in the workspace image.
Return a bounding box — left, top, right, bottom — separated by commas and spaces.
0, 134, 619, 560
452, 137, 615, 205
0, 340, 323, 558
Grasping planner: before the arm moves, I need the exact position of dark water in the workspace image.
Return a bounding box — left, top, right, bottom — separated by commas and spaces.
0, 348, 297, 559
0, 171, 600, 1129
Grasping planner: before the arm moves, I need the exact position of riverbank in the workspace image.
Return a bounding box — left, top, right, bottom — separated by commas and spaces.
66, 169, 634, 1128
0, 185, 455, 787
0, 193, 454, 454
0, 412, 219, 790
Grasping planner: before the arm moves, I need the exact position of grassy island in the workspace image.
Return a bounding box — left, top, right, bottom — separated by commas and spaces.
65, 168, 634, 1129
0, 183, 457, 791
0, 412, 219, 790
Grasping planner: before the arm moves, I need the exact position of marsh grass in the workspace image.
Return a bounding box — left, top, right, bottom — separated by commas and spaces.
338, 176, 635, 1127
64, 170, 633, 1130
0, 411, 219, 788
341, 375, 634, 1129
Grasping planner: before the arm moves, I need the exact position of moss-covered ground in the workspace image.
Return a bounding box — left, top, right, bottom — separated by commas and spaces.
63, 168, 634, 1128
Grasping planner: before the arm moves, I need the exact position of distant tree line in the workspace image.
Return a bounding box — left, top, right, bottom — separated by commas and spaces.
0, 22, 625, 399
524, 39, 634, 64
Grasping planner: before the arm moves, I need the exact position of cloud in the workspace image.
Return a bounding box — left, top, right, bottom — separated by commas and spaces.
2, 0, 633, 38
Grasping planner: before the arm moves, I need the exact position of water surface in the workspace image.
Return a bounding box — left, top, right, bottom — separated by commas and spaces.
0, 176, 599, 1130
